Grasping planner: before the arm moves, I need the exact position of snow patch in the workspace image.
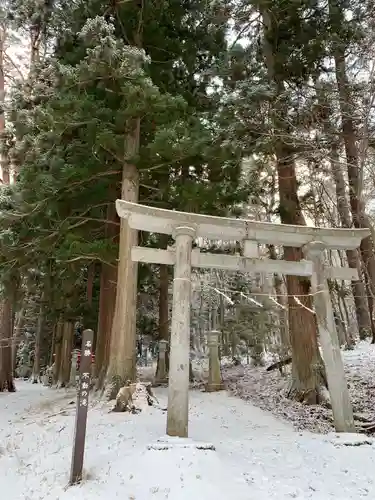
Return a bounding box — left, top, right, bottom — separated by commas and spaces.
224, 339, 375, 434
147, 436, 215, 450
325, 432, 374, 447
2, 380, 375, 498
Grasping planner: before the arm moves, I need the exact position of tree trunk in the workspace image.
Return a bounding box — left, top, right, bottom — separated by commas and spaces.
95, 264, 109, 379
95, 201, 119, 389
156, 234, 170, 380
12, 305, 26, 375
95, 262, 117, 389
0, 29, 15, 391
330, 0, 375, 343
199, 281, 206, 350
32, 302, 44, 383
58, 321, 74, 387
0, 26, 9, 184
262, 10, 325, 403
87, 263, 95, 307
269, 244, 290, 350
329, 144, 372, 339
106, 121, 140, 399
53, 317, 64, 384
0, 297, 16, 391
285, 265, 326, 403
49, 324, 56, 366
219, 294, 229, 356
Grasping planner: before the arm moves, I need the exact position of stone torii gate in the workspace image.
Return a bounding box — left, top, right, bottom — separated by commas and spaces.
116, 200, 370, 436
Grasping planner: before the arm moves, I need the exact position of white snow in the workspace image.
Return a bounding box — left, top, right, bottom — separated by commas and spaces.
343, 340, 375, 381
225, 339, 375, 433
1, 381, 375, 499
325, 432, 374, 447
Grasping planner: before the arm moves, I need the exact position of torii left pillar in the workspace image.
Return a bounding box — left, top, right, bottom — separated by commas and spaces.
167, 225, 196, 438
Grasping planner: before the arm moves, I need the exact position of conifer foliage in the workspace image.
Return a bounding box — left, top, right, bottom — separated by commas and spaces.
1, 0, 375, 408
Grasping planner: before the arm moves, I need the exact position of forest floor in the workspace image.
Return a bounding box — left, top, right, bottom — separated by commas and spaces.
223, 339, 375, 433
1, 380, 375, 499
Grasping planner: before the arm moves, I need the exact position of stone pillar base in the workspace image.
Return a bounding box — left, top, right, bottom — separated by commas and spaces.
147, 437, 216, 451
153, 377, 169, 386
205, 381, 224, 392
154, 339, 169, 386
205, 330, 224, 393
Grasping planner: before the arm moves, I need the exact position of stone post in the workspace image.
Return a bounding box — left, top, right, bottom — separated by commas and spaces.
205, 330, 224, 392
155, 339, 168, 385
303, 241, 355, 432
167, 225, 196, 438
70, 350, 78, 387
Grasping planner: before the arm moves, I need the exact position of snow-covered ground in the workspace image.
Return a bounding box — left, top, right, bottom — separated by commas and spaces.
224, 340, 375, 433
1, 381, 375, 499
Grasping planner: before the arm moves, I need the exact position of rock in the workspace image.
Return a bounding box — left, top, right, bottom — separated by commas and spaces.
113, 382, 157, 413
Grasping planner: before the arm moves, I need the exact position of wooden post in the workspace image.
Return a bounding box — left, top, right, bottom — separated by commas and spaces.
70, 329, 94, 485
303, 241, 355, 432
205, 330, 224, 392
155, 339, 168, 384
166, 225, 195, 438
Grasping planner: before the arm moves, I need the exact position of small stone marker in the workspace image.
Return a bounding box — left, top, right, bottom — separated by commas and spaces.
69, 329, 94, 485
155, 339, 168, 385
147, 436, 216, 451
205, 330, 224, 392
70, 349, 79, 386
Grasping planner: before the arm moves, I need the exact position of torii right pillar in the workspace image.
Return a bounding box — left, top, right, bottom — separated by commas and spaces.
304, 241, 355, 432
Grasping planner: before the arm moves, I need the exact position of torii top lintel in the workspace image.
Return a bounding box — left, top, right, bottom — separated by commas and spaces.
116, 200, 370, 250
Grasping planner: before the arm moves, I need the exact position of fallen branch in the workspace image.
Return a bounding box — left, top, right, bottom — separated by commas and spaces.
266, 357, 292, 372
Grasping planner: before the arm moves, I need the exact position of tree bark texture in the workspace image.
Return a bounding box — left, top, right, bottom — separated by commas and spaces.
95, 201, 119, 389
53, 317, 64, 384
86, 263, 95, 307
58, 322, 74, 387
329, 145, 373, 339
0, 297, 15, 391
106, 121, 140, 399
95, 262, 117, 389
269, 244, 290, 350
0, 27, 9, 184
262, 9, 325, 403
156, 234, 170, 380
12, 305, 26, 375
330, 0, 375, 342
32, 302, 45, 383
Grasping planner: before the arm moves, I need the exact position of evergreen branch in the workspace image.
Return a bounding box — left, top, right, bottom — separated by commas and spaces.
3, 53, 25, 81
56, 255, 115, 267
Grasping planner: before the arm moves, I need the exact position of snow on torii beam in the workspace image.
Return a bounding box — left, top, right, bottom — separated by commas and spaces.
116, 200, 370, 436
116, 200, 369, 281
116, 200, 368, 249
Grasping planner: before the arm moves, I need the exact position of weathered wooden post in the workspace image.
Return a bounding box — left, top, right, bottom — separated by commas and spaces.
205, 330, 224, 392
303, 241, 355, 432
166, 225, 195, 438
155, 339, 168, 385
70, 329, 94, 485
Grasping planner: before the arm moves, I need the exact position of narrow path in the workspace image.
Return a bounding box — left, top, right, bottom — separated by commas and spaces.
189, 391, 375, 499
0, 382, 374, 499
